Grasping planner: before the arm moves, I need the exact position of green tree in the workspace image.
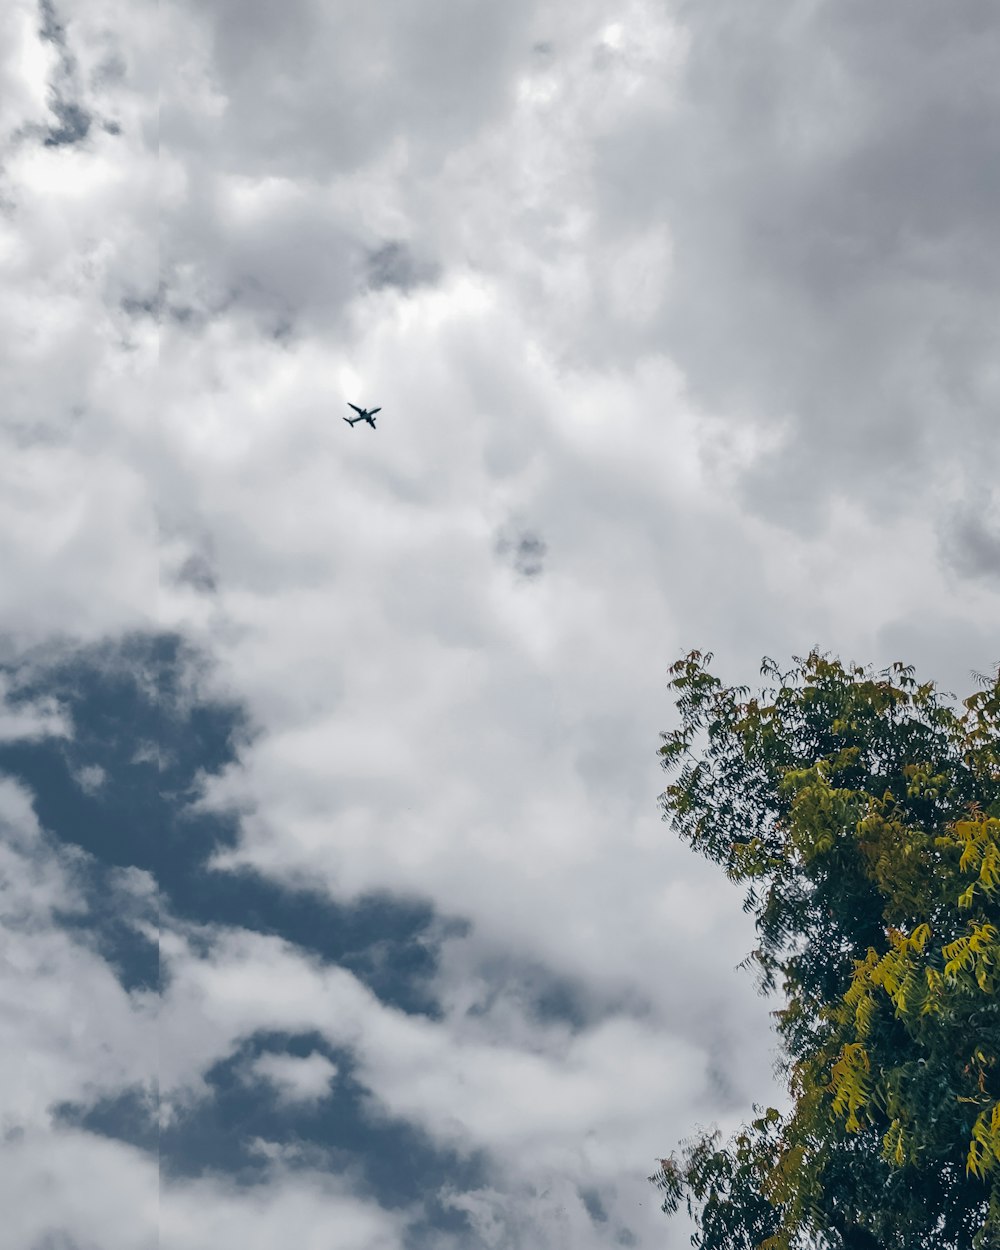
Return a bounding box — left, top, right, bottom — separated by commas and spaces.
649, 651, 1000, 1250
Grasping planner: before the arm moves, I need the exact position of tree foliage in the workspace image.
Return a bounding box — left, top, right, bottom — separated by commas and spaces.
650, 651, 1000, 1249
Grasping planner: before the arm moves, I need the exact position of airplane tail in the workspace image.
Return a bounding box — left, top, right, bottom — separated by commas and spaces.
343, 417, 354, 426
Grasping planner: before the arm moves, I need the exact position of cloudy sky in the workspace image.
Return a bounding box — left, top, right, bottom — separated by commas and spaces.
2, 0, 999, 1246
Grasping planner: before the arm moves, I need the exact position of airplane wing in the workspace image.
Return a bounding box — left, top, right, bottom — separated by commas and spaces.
348, 403, 363, 414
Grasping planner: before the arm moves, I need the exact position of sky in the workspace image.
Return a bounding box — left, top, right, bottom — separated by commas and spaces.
1, 1, 999, 1247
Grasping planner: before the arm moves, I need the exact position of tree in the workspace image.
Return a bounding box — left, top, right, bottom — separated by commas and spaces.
649, 651, 1000, 1250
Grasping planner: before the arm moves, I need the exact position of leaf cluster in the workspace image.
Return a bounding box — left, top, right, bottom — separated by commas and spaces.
652, 651, 1000, 1249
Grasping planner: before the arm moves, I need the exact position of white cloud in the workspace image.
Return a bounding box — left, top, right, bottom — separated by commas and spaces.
0, 776, 159, 1250
0, 674, 70, 742
153, 916, 776, 1247
244, 1049, 339, 1105
0, 1128, 159, 1250
0, 779, 157, 1134
74, 761, 106, 792
0, 4, 58, 137
160, 1167, 408, 1250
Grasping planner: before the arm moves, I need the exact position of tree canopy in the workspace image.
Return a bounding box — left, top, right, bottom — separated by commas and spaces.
650, 650, 1000, 1250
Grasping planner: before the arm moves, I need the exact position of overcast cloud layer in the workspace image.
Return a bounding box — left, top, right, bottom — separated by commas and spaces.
2, 0, 999, 1247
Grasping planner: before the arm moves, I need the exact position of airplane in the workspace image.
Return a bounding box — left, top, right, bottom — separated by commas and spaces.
344, 403, 381, 429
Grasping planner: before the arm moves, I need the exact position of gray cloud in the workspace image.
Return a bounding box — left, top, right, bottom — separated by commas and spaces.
176, 551, 218, 594
43, 98, 91, 148
366, 240, 439, 293
166, 0, 541, 178
588, 0, 1000, 529
496, 525, 548, 577
33, 0, 94, 149
941, 495, 1000, 581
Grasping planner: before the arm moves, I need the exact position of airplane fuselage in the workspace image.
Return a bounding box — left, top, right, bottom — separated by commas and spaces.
346, 403, 380, 428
